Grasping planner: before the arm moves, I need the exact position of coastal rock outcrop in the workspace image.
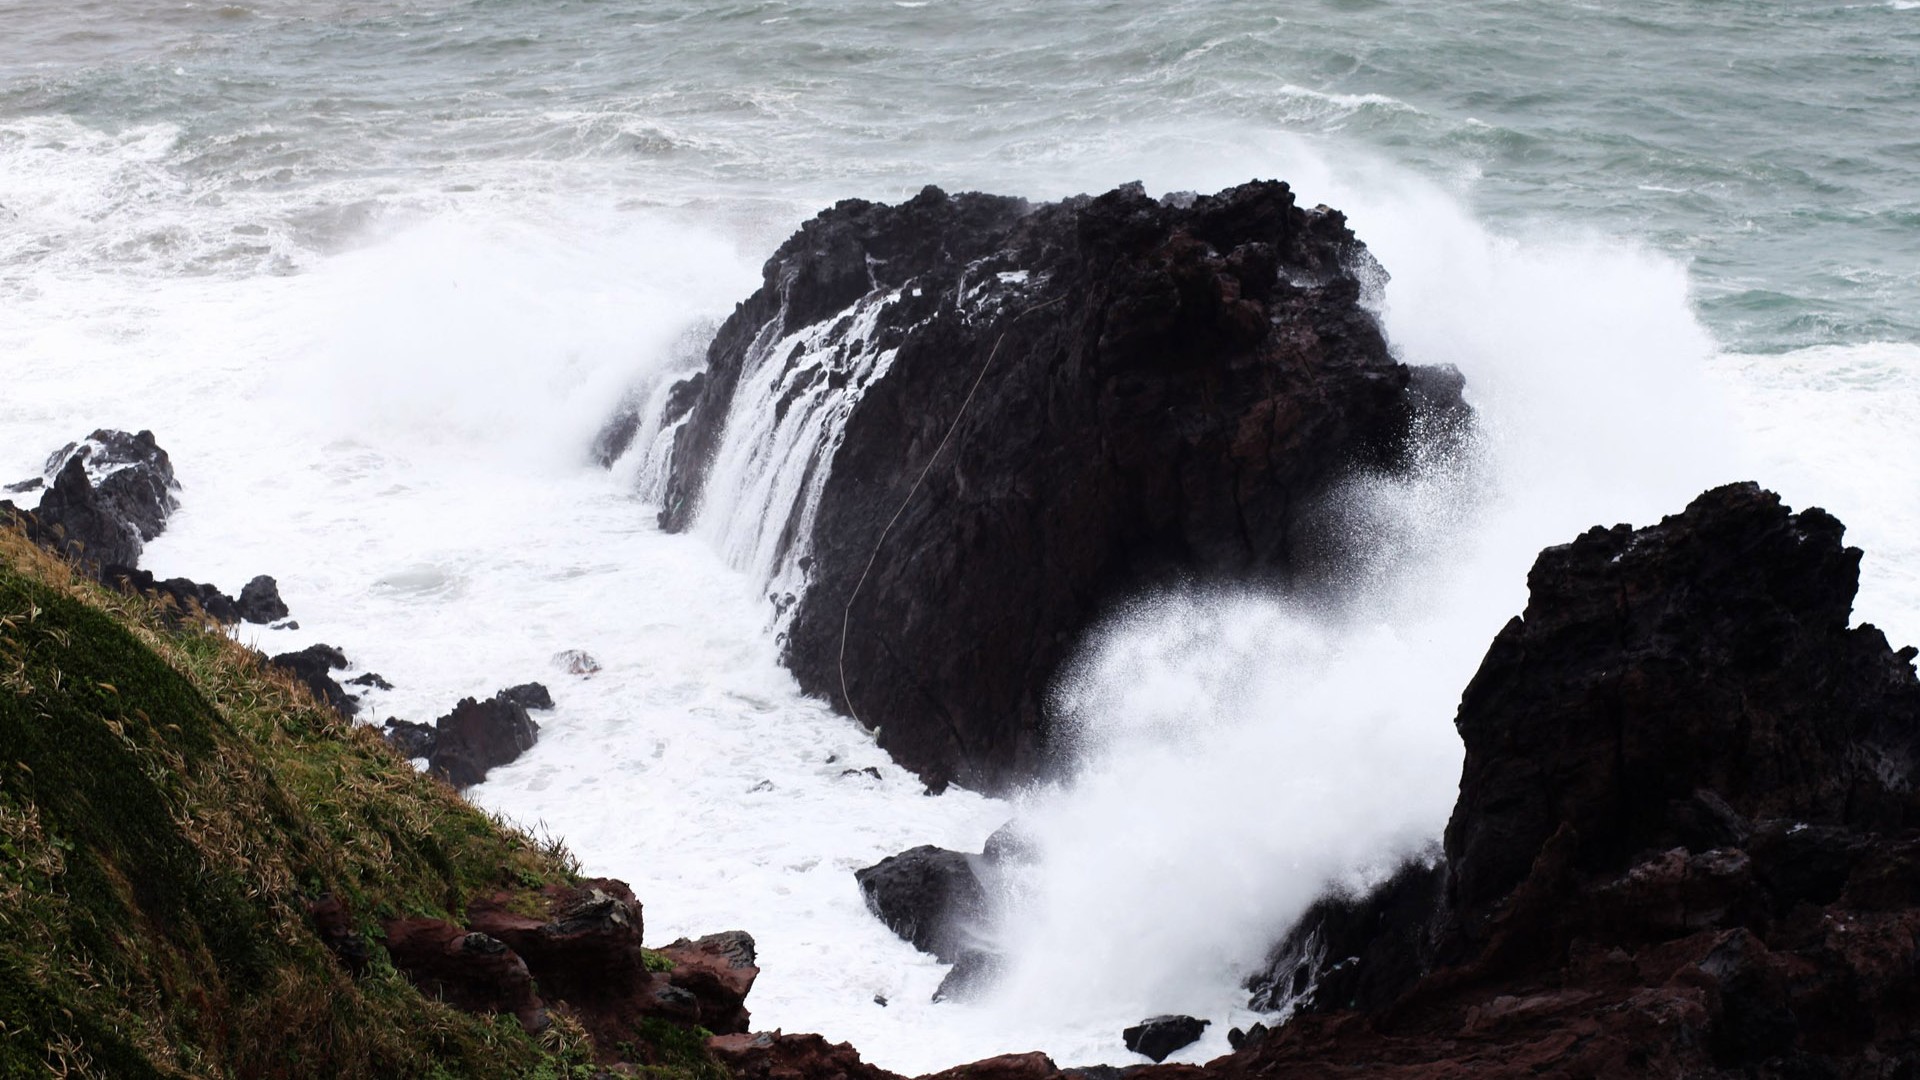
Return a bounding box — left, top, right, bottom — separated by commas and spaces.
647, 180, 1467, 792
15, 429, 180, 572
1232, 483, 1920, 1077
1122, 1016, 1209, 1063
381, 917, 548, 1033
424, 689, 542, 788
268, 643, 357, 717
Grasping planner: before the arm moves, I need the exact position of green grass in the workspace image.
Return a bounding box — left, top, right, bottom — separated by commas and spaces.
0, 528, 724, 1080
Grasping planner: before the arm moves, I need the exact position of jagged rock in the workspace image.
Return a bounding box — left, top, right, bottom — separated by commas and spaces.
659, 930, 760, 1034
932, 949, 1003, 1003
235, 574, 289, 624
425, 691, 539, 789
654, 181, 1465, 792
468, 880, 648, 1004
1247, 855, 1444, 1016
26, 430, 182, 574
501, 681, 554, 710
1225, 484, 1920, 1078
380, 917, 547, 1033
854, 845, 989, 962
382, 718, 436, 760
1122, 1015, 1209, 1062
268, 643, 356, 717
348, 671, 394, 691
707, 1032, 902, 1080
4, 477, 42, 494
101, 564, 240, 624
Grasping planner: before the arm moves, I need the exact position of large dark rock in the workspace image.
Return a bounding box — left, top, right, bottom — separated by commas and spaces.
426, 690, 540, 789
30, 440, 170, 572
854, 845, 990, 963
235, 574, 289, 624
651, 181, 1466, 792
1227, 484, 1920, 1078
268, 643, 356, 717
1122, 1015, 1209, 1063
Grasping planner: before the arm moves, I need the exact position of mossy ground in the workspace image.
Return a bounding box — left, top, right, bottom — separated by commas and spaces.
0, 527, 720, 1080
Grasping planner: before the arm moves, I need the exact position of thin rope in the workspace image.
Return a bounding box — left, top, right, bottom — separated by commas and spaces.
837, 295, 1064, 724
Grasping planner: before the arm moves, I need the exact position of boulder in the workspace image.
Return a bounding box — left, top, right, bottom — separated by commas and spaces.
854, 845, 990, 962
235, 574, 289, 624
425, 690, 540, 788
348, 672, 394, 691
380, 917, 546, 1033
1122, 1015, 1209, 1063
922, 1052, 1062, 1080
268, 644, 356, 717
650, 181, 1465, 792
659, 930, 760, 1034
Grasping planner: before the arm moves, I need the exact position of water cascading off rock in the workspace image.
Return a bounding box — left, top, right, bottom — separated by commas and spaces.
638, 180, 1468, 792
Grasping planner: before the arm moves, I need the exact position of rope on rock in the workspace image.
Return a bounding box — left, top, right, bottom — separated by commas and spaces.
837, 294, 1065, 727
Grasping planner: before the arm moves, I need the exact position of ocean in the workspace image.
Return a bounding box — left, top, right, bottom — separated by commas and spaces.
2, 0, 1915, 1070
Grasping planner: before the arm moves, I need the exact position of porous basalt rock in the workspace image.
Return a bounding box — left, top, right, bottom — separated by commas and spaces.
1227, 484, 1920, 1078
651, 181, 1466, 793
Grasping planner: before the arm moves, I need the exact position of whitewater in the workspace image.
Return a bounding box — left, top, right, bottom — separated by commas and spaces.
3, 0, 1916, 1071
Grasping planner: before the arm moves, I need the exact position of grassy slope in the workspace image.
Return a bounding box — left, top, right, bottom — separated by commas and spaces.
0, 527, 631, 1079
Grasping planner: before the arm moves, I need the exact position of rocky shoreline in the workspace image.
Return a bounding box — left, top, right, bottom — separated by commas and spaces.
7, 180, 1915, 1077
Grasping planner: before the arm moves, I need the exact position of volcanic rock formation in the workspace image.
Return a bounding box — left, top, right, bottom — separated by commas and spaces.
1236, 483, 1920, 1077
650, 180, 1466, 792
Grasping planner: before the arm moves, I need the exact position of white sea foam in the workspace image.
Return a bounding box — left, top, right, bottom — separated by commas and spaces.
2, 86, 1914, 1080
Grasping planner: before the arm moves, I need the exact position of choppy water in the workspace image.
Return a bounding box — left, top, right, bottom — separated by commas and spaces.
3, 0, 1916, 1071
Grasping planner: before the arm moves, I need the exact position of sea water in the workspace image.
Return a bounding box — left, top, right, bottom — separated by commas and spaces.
2, 1, 1915, 1070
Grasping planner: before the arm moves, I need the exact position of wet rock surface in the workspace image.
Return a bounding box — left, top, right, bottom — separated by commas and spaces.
653, 180, 1466, 792
1224, 484, 1920, 1078
855, 845, 991, 963
15, 430, 180, 572
1122, 1017, 1209, 1063
424, 689, 541, 788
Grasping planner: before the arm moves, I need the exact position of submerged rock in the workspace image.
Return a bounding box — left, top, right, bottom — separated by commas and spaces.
651, 181, 1466, 792
1122, 1015, 1209, 1062
500, 681, 554, 710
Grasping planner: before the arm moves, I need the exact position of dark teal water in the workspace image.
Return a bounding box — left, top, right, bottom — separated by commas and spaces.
4, 0, 1916, 352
